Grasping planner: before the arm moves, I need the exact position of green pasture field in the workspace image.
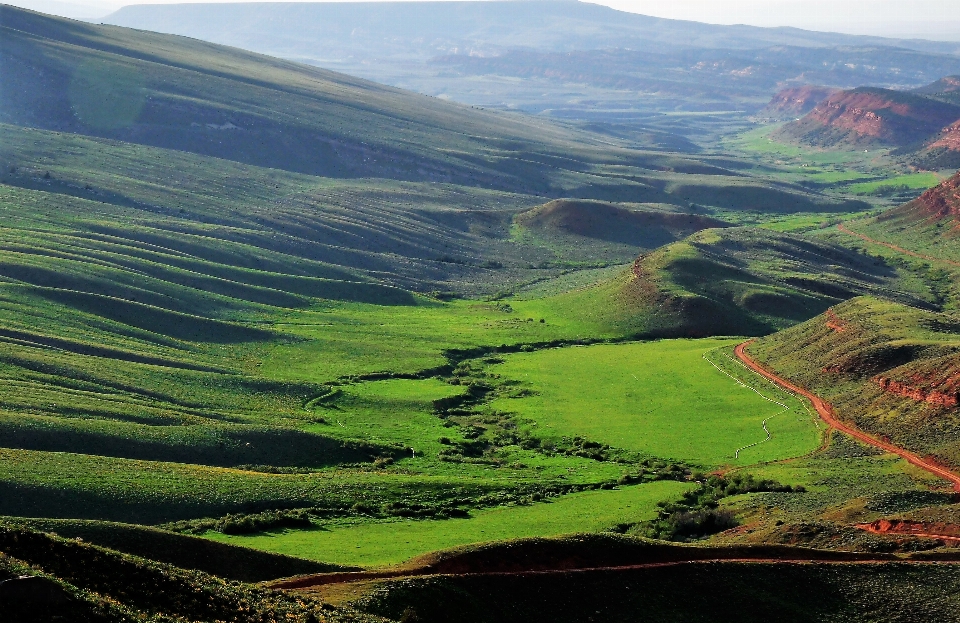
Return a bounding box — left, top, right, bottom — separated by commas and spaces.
206, 480, 692, 567
847, 172, 943, 195
255, 297, 621, 384
485, 339, 822, 468
725, 125, 888, 166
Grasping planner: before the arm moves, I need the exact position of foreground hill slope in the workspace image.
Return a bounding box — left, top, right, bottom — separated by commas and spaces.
0, 524, 382, 622
749, 296, 960, 469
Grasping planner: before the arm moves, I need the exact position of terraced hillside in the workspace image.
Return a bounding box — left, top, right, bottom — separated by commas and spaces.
749, 297, 960, 469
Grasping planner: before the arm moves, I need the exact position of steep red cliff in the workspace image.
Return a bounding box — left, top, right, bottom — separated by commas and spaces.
872, 352, 960, 409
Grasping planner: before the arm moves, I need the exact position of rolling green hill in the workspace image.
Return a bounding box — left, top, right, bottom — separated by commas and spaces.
531, 226, 936, 338
2, 6, 958, 619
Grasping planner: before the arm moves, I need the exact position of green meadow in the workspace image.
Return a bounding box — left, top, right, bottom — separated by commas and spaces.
207, 480, 692, 567
486, 339, 821, 468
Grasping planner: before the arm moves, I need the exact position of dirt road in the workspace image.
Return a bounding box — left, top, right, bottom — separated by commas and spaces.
734, 341, 960, 491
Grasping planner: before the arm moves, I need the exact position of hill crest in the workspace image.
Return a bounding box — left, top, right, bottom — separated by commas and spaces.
514, 200, 729, 246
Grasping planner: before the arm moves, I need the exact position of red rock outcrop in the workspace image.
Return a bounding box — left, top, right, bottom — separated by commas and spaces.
761, 85, 838, 119
911, 172, 960, 219
782, 87, 960, 147
873, 376, 959, 408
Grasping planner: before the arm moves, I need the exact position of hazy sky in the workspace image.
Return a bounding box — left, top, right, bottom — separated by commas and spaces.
10, 0, 960, 41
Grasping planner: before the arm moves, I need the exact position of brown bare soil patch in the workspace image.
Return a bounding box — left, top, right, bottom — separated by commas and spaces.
858, 519, 960, 545
825, 308, 846, 333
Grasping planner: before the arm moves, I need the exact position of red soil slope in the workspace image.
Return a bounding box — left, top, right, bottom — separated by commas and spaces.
909, 172, 960, 219
858, 519, 960, 545
735, 341, 960, 491
761, 85, 838, 119
781, 87, 960, 147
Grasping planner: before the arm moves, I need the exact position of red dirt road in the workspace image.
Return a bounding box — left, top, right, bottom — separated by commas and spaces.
734, 341, 960, 491
836, 224, 960, 268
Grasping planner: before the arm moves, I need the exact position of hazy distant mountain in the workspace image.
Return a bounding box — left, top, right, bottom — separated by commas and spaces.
103, 1, 960, 58
101, 1, 960, 122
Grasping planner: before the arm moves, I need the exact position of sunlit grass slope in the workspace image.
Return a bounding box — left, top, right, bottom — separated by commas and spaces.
529, 226, 939, 338
207, 480, 692, 567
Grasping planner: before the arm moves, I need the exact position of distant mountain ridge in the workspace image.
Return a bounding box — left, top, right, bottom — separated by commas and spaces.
101, 1, 960, 116
103, 1, 960, 57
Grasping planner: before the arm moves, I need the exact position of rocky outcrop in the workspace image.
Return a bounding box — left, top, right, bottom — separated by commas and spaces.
874, 376, 959, 408
910, 172, 960, 219
760, 85, 838, 120
780, 87, 960, 148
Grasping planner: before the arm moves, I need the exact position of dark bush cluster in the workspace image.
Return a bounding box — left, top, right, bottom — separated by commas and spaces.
636, 473, 803, 542
164, 508, 315, 535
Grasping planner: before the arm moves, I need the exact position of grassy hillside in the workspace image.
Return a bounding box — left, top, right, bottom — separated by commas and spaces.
1, 3, 878, 209
749, 296, 960, 469
838, 171, 960, 269
530, 226, 935, 338
0, 3, 611, 192
511, 199, 730, 263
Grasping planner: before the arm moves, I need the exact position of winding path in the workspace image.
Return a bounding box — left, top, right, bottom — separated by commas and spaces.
734, 340, 960, 491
